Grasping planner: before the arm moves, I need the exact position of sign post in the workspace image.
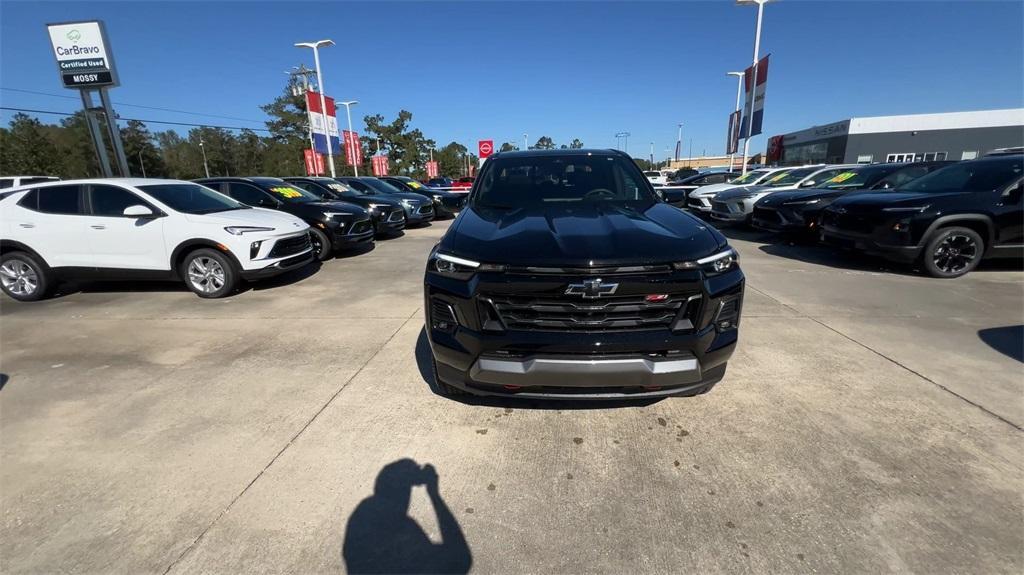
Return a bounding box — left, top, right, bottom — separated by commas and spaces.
47, 20, 129, 177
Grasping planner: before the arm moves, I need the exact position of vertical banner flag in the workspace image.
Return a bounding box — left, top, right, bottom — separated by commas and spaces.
726, 110, 741, 155
342, 130, 364, 167
372, 155, 389, 176
306, 91, 341, 155
674, 141, 681, 162
426, 161, 439, 178
478, 140, 493, 159
740, 54, 770, 139
766, 135, 785, 164
303, 149, 325, 175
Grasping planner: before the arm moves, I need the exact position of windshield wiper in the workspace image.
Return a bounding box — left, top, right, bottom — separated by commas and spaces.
194, 206, 248, 214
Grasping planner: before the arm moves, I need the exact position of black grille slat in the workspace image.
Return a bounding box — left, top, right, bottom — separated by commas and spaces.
269, 234, 312, 258
431, 298, 457, 324
487, 294, 698, 332
349, 219, 372, 235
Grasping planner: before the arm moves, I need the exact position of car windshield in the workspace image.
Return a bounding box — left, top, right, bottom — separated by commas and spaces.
139, 183, 247, 214
899, 158, 1023, 193
765, 167, 817, 187
730, 169, 771, 185
472, 154, 657, 209
820, 167, 888, 190
362, 178, 406, 194
253, 181, 320, 204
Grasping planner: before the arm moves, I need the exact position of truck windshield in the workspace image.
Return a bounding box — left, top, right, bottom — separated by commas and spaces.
473, 154, 657, 209
140, 183, 246, 214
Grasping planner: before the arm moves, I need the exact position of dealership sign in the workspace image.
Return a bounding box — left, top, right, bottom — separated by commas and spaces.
478, 140, 493, 158
46, 21, 119, 89
303, 149, 325, 176
342, 130, 364, 166
726, 110, 741, 155
426, 161, 439, 178
371, 155, 389, 176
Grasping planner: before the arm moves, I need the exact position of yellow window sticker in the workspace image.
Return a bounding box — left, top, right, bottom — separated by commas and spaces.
828, 172, 856, 184
270, 186, 303, 198
768, 173, 789, 183
407, 181, 422, 189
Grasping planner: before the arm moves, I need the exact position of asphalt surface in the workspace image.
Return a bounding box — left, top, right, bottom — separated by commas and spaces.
2, 219, 1022, 574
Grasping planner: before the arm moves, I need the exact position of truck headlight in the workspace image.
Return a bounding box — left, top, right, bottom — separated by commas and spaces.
429, 250, 503, 278
672, 248, 739, 275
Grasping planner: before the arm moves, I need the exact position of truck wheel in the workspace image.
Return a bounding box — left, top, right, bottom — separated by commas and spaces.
0, 251, 52, 302
309, 228, 333, 261
181, 248, 239, 298
921, 226, 984, 278
432, 356, 465, 396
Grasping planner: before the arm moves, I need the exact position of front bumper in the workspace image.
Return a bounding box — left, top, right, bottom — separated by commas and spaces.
425, 268, 744, 399
405, 205, 436, 225
820, 225, 921, 262
240, 251, 314, 280
687, 196, 713, 212
751, 206, 812, 233
374, 210, 407, 235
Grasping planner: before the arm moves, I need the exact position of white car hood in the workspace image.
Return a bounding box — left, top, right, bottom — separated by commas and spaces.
184, 208, 308, 230
691, 182, 742, 198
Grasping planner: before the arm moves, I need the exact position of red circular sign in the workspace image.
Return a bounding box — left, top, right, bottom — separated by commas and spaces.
478, 140, 493, 158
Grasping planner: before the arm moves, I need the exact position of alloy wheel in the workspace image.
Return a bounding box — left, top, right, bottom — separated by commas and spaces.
932, 233, 978, 274
0, 260, 39, 296
187, 257, 226, 294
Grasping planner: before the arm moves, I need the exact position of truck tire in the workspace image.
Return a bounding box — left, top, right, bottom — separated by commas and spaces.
921, 226, 984, 278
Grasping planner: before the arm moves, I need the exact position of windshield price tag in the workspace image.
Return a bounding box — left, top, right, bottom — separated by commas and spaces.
829, 172, 856, 183
768, 173, 789, 183
270, 186, 303, 198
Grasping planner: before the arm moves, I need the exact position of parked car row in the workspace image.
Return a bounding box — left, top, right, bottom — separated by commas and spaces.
0, 174, 467, 301
668, 154, 1023, 278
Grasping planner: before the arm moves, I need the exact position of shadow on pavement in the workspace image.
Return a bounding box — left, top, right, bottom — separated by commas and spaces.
342, 459, 472, 575
333, 242, 376, 260
414, 327, 661, 410
978, 326, 1024, 363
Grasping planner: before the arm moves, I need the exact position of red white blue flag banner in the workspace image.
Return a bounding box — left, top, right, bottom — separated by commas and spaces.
305, 91, 341, 156
740, 54, 769, 139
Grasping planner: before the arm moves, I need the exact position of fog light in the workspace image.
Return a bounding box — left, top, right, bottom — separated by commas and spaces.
892, 222, 909, 232
250, 241, 263, 259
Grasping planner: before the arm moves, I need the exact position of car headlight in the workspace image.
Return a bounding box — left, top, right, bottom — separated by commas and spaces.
672, 248, 739, 275
429, 250, 504, 279
782, 198, 821, 206
433, 194, 445, 202
401, 199, 415, 208
224, 226, 274, 235
881, 204, 930, 213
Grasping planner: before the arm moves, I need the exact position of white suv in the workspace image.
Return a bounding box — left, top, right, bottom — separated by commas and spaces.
0, 179, 314, 300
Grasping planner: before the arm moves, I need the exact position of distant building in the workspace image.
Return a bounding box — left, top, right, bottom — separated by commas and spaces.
665, 154, 757, 171
769, 108, 1024, 166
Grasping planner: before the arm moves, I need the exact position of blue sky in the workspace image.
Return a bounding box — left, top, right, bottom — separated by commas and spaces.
2, 1, 1022, 160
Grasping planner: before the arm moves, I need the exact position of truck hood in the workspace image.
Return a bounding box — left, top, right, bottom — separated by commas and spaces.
185, 207, 307, 229
445, 203, 725, 267
757, 188, 853, 206
714, 185, 771, 200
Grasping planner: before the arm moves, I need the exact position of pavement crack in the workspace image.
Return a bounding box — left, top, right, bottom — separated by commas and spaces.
747, 284, 1021, 431
159, 309, 420, 575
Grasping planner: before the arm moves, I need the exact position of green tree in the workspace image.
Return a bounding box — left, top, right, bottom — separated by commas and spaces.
260, 81, 309, 175
121, 120, 166, 178
533, 136, 555, 150
499, 142, 518, 152
0, 114, 64, 176
569, 138, 584, 149
363, 110, 436, 177
434, 141, 470, 178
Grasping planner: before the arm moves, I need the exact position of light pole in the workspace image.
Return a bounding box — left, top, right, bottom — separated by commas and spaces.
727, 71, 745, 171
649, 142, 654, 168
199, 135, 210, 178
339, 100, 358, 176
615, 132, 631, 154
676, 123, 683, 162
737, 0, 772, 175
295, 39, 337, 177
138, 150, 146, 178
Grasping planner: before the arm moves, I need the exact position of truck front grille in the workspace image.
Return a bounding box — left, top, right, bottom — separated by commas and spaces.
269, 233, 312, 258
484, 293, 702, 332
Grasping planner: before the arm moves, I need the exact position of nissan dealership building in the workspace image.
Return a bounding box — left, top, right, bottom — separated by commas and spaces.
768, 108, 1024, 166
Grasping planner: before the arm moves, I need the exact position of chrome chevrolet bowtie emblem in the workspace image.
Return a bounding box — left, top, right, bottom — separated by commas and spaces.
565, 278, 619, 299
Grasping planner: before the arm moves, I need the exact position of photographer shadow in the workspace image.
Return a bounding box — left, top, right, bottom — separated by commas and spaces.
343, 459, 472, 575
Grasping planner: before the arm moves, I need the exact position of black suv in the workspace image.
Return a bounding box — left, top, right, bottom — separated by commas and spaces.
195, 177, 374, 260
661, 171, 740, 207
336, 177, 435, 227
752, 161, 950, 235
423, 149, 744, 400
821, 155, 1023, 277
380, 176, 466, 218
283, 177, 407, 237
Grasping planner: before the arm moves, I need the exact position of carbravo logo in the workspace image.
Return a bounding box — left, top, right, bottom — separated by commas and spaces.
66, 29, 81, 42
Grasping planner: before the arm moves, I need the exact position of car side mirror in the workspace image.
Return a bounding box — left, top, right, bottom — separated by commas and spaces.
123, 204, 156, 218
257, 198, 278, 208
655, 189, 666, 201
799, 180, 816, 188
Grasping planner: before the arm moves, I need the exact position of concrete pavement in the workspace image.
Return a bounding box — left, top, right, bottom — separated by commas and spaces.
2, 221, 1021, 573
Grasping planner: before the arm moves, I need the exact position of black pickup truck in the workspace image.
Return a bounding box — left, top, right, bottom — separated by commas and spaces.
423, 149, 745, 400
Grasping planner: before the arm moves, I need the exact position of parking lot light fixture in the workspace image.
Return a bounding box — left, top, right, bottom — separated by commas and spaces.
295, 40, 337, 177
340, 100, 359, 176
736, 0, 773, 175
